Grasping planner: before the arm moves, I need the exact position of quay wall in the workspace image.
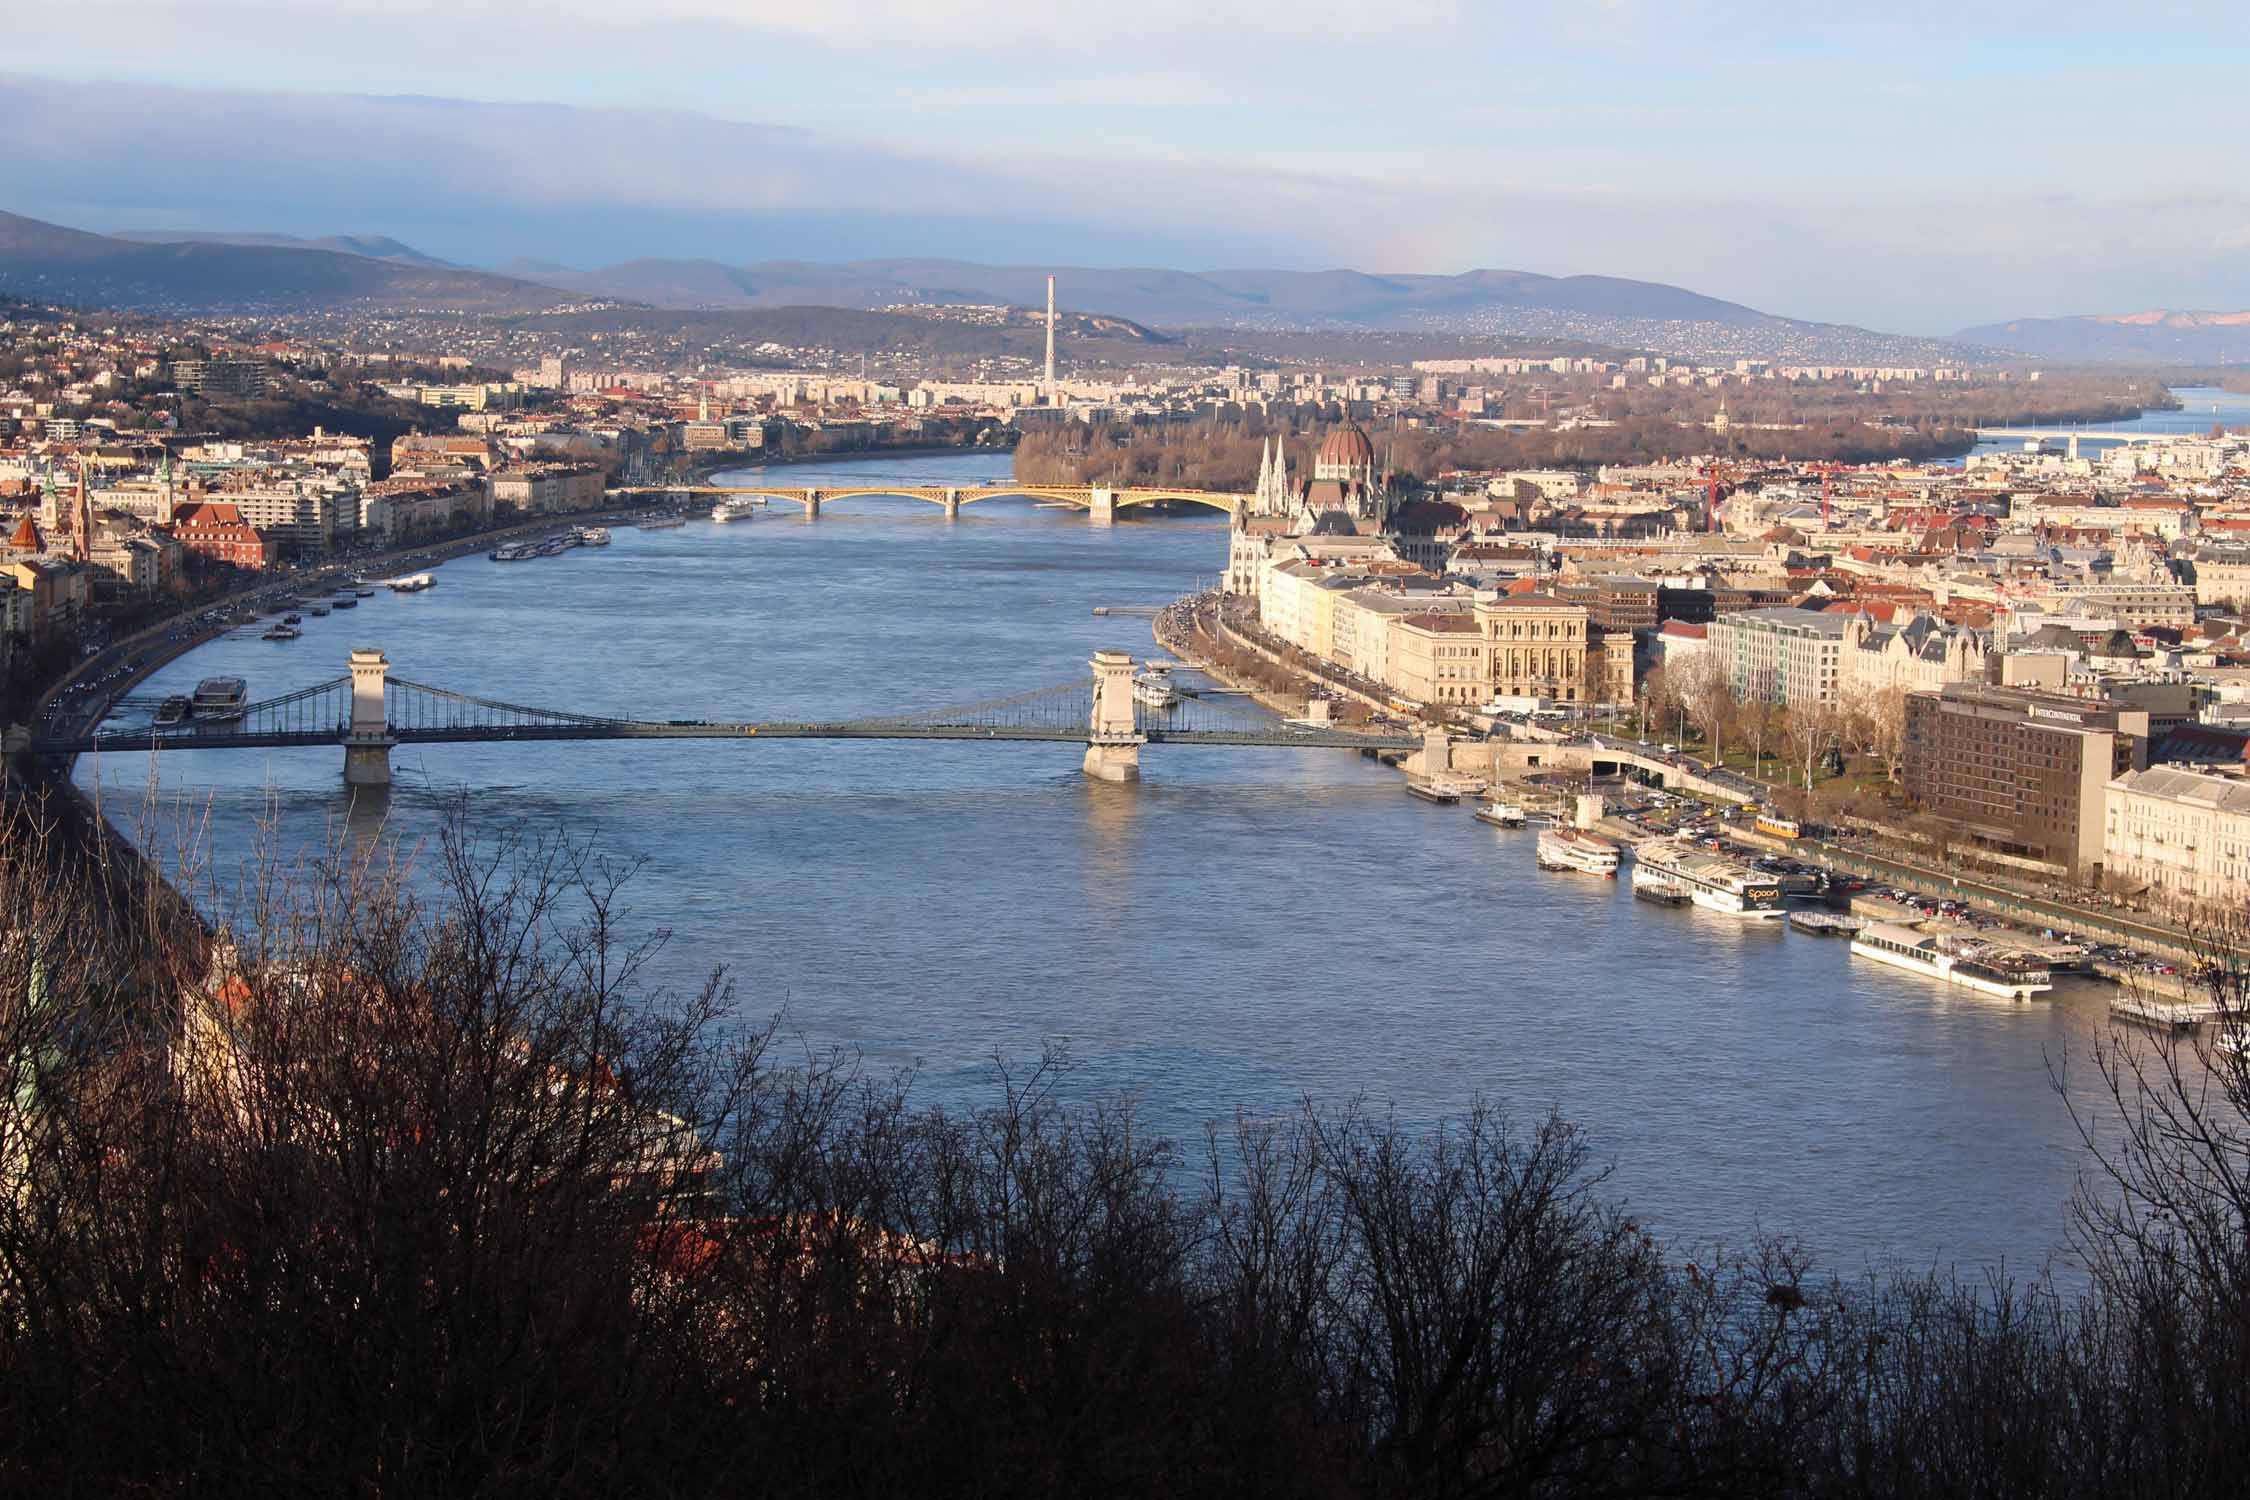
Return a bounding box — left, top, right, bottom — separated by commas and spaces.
1815, 844, 2214, 967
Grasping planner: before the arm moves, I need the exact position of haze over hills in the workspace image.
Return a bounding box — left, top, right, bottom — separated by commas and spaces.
1955, 309, 2250, 364
0, 211, 571, 313
5, 208, 1991, 363
496, 255, 1774, 329
110, 229, 460, 270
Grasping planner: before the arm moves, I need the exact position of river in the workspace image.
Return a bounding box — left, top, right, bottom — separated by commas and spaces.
1969, 382, 2250, 455
82, 449, 2138, 1280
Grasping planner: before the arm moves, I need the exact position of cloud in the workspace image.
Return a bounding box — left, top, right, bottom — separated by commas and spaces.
3, 71, 2246, 333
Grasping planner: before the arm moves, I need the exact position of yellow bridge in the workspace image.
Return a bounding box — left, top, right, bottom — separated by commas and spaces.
608, 482, 1244, 521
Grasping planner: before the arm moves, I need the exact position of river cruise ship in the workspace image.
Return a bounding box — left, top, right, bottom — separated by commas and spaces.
1536, 827, 1620, 876
191, 676, 249, 721
1849, 923, 2054, 1000
712, 497, 762, 522
1632, 839, 1787, 920
1131, 665, 1178, 709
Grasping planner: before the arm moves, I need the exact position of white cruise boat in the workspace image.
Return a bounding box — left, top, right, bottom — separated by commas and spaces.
191, 676, 249, 722
1850, 923, 2054, 1000
1632, 838, 1787, 920
712, 497, 762, 522
1131, 665, 1179, 709
574, 525, 612, 546
1472, 798, 1527, 828
1536, 827, 1620, 876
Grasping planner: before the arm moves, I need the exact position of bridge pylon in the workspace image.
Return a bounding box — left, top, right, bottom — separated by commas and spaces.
1088, 487, 1115, 526
343, 647, 396, 787
1083, 649, 1144, 782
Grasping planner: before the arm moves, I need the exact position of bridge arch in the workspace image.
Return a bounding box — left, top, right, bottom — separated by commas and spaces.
1113, 489, 1240, 517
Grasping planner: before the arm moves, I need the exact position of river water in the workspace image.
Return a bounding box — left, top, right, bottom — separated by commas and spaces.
1969, 382, 2250, 455
84, 450, 2138, 1279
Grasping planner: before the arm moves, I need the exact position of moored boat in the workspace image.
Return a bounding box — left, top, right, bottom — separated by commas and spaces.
1789, 911, 1863, 937
1630, 863, 1692, 906
1131, 664, 1179, 709
1536, 827, 1620, 876
1471, 797, 1528, 828
1850, 922, 2053, 1000
190, 676, 249, 722
712, 497, 762, 523
261, 623, 301, 641
153, 695, 192, 728
1634, 838, 1787, 919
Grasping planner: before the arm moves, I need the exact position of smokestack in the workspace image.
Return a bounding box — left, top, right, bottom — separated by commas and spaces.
1044, 275, 1057, 401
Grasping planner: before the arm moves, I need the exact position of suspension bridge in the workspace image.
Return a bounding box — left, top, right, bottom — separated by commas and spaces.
37, 648, 1423, 786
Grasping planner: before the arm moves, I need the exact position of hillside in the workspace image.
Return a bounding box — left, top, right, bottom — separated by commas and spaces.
1956, 309, 2250, 364
110, 229, 459, 269
500, 254, 1976, 361
500, 254, 1770, 328
507, 303, 1174, 366
0, 211, 574, 313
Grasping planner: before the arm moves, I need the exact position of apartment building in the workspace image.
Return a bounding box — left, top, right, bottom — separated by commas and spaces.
2103, 765, 2250, 910
1708, 607, 1849, 709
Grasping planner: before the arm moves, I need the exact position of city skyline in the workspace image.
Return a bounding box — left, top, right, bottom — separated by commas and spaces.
9, 1, 2250, 333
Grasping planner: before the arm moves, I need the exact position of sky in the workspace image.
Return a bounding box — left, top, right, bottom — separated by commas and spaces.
7, 1, 2248, 333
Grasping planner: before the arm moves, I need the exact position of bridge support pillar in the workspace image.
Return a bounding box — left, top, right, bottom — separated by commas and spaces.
343, 646, 395, 786
803, 491, 821, 519
344, 741, 394, 787
1088, 487, 1115, 526
1409, 728, 1454, 777
944, 489, 961, 520
1084, 648, 1145, 783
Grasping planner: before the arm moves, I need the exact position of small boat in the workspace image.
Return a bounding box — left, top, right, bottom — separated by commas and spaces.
307, 604, 330, 617
330, 595, 358, 609
261, 623, 301, 641
1789, 911, 1863, 937
153, 695, 191, 728
1471, 797, 1528, 828
282, 613, 301, 625
385, 574, 435, 592
355, 587, 375, 597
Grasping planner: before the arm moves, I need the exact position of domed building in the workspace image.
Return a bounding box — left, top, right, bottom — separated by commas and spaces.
1291, 420, 1392, 532
1313, 421, 1377, 485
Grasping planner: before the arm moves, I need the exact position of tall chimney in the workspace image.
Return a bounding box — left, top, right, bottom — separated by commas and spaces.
1044, 275, 1057, 401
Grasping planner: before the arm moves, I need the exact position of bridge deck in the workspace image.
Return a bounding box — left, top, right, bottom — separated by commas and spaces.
48, 722, 1418, 754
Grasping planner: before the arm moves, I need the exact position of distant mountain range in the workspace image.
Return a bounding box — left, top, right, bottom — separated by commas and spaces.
491, 255, 1774, 330
1, 208, 1990, 363
1955, 309, 2250, 364
110, 229, 460, 270
495, 254, 1974, 362
0, 211, 567, 313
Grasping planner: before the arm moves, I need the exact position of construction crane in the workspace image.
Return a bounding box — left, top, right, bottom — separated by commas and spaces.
1702, 461, 1729, 534
1806, 462, 1846, 524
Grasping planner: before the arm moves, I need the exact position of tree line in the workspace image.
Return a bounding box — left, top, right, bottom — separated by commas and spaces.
3, 800, 2249, 1496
